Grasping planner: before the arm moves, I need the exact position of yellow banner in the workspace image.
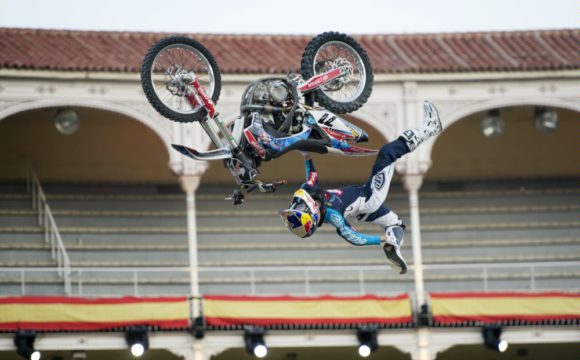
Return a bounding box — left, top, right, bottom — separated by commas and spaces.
0, 297, 190, 330
203, 295, 412, 326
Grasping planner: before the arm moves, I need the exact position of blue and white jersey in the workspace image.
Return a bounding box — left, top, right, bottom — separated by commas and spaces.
300, 138, 410, 246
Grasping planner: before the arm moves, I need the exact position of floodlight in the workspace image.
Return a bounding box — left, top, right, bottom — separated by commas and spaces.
125, 326, 149, 358
14, 331, 41, 360
54, 108, 80, 135
482, 324, 508, 352
480, 109, 504, 137
534, 106, 558, 133
244, 327, 268, 358
357, 326, 378, 357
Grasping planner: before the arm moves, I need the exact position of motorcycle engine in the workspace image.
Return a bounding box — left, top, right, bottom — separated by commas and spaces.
268, 80, 289, 105
240, 78, 292, 127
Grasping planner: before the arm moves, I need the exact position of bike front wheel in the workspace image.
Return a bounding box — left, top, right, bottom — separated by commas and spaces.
140, 36, 222, 123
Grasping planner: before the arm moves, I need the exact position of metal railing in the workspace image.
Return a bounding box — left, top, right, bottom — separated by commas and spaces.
27, 167, 71, 294
1, 262, 578, 297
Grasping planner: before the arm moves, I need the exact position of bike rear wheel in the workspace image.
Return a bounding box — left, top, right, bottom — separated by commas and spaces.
300, 32, 373, 114
141, 36, 222, 123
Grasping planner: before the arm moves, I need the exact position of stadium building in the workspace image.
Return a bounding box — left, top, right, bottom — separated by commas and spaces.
0, 28, 578, 359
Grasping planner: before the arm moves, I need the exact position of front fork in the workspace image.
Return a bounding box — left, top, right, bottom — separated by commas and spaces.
199, 113, 257, 185
188, 78, 284, 204
187, 78, 256, 182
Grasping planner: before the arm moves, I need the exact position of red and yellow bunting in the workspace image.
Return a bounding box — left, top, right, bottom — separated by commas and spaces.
430, 292, 580, 324
0, 296, 190, 330
3, 292, 577, 331
203, 294, 412, 326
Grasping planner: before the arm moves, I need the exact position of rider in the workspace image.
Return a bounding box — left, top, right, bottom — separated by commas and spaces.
279, 101, 442, 274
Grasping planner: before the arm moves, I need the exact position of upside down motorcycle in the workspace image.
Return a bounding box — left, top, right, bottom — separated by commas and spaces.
140, 32, 377, 204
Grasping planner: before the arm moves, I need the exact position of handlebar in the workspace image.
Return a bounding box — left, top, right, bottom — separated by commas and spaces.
225, 180, 287, 205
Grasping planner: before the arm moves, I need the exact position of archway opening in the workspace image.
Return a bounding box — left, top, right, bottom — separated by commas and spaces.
427, 106, 579, 181
0, 107, 175, 183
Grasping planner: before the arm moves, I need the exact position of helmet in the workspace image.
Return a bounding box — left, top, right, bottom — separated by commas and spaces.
280, 189, 321, 238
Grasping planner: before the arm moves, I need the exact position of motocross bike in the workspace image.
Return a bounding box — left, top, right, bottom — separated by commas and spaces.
141, 32, 376, 204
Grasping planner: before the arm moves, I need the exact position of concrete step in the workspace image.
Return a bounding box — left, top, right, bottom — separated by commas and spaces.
40, 182, 181, 195
0, 215, 40, 226
9, 237, 569, 251
2, 220, 577, 238
0, 182, 28, 194
66, 249, 189, 262
20, 177, 573, 196
2, 225, 577, 251
4, 210, 575, 229
0, 232, 188, 245
52, 215, 186, 228
0, 198, 34, 210
196, 243, 579, 263
2, 239, 576, 264
195, 190, 580, 211
193, 209, 579, 228
3, 253, 578, 268
4, 203, 577, 227
420, 227, 580, 241
3, 186, 578, 211
197, 253, 580, 267
0, 249, 54, 262
0, 285, 67, 296
47, 198, 185, 212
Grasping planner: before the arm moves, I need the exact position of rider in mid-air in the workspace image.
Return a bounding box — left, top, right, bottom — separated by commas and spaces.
280, 101, 442, 274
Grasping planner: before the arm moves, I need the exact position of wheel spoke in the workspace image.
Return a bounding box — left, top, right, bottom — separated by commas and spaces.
313, 41, 366, 103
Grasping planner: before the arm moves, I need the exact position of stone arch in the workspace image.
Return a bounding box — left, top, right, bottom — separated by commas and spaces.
0, 98, 174, 159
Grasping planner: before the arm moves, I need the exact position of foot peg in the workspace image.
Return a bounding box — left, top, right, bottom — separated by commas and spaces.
257, 180, 287, 193
225, 189, 245, 205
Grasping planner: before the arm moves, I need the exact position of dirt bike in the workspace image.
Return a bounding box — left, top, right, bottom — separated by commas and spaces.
140, 32, 376, 204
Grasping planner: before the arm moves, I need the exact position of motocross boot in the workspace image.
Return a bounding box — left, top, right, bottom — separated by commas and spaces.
400, 100, 443, 152
382, 225, 407, 274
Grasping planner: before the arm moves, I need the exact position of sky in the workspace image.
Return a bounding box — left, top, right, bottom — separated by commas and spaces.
0, 0, 577, 35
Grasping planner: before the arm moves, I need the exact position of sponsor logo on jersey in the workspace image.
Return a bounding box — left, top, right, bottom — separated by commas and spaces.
373, 172, 385, 190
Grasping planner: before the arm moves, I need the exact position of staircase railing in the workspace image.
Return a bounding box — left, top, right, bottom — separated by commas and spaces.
28, 166, 71, 295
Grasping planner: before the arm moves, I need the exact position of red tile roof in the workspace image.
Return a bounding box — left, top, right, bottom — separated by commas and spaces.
0, 28, 578, 74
